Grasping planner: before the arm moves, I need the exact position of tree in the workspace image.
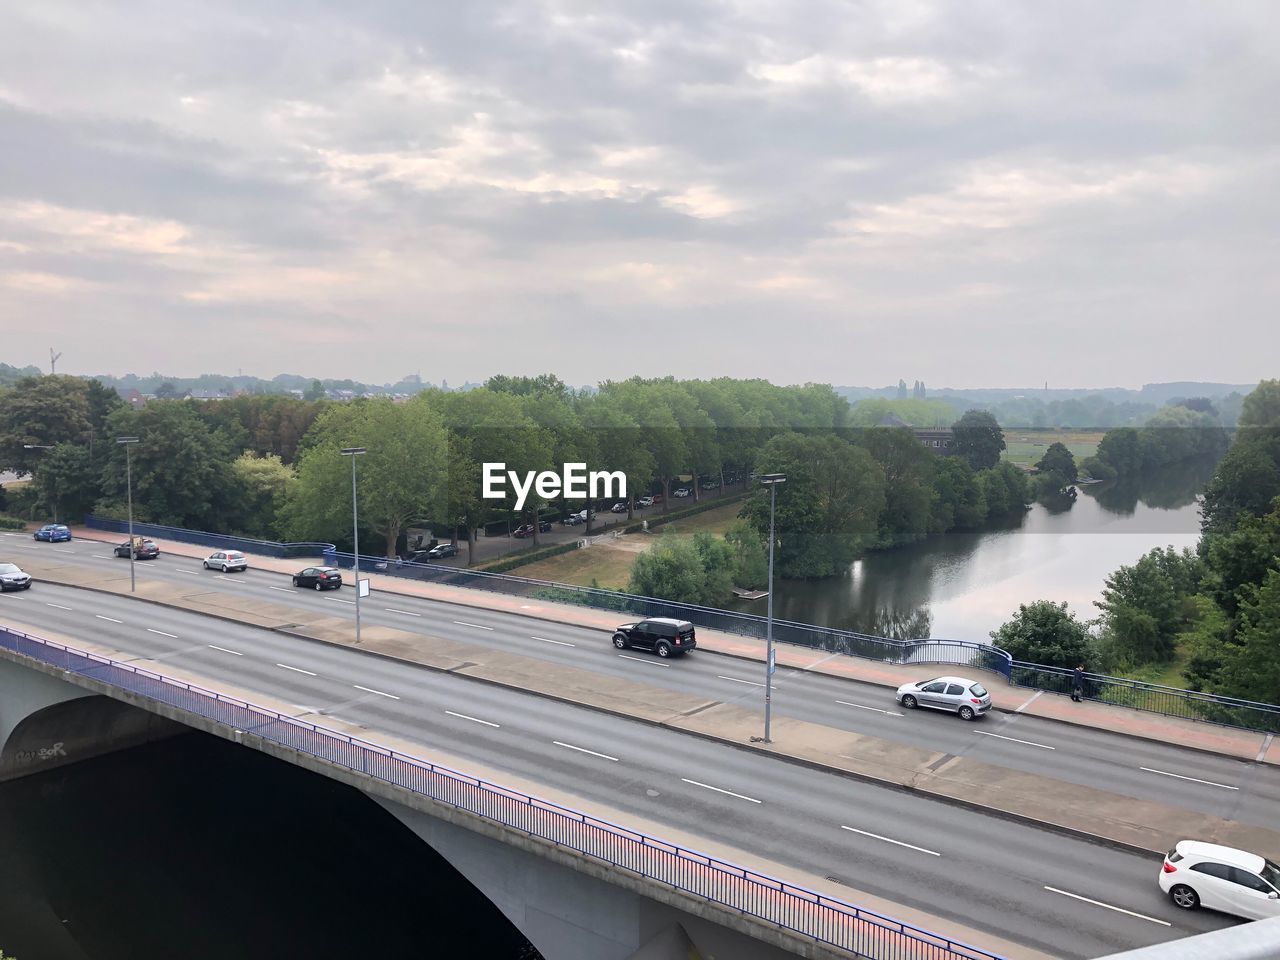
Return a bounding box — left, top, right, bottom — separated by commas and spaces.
725, 520, 768, 589
1095, 547, 1202, 665
284, 398, 449, 558
897, 379, 908, 400
978, 461, 1032, 516
100, 402, 237, 529
1206, 569, 1280, 705
1035, 441, 1078, 495
858, 427, 936, 546
950, 410, 1006, 470
1200, 430, 1280, 534
691, 532, 737, 603
0, 375, 94, 474
31, 442, 99, 523
1238, 379, 1280, 429
303, 380, 327, 402
433, 390, 553, 558
930, 457, 985, 532
1201, 499, 1280, 615
227, 452, 294, 538
743, 432, 885, 578
990, 601, 1094, 668
628, 536, 708, 604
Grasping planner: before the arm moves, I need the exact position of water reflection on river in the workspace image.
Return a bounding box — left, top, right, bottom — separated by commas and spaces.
739, 460, 1214, 642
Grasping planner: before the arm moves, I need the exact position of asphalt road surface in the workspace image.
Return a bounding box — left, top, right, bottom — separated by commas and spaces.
0, 575, 1244, 958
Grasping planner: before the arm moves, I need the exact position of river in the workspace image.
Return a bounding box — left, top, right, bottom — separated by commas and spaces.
739, 460, 1215, 642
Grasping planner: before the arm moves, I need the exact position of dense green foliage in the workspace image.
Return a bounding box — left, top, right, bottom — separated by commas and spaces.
0, 372, 1032, 579
990, 601, 1095, 668
989, 381, 1280, 704
1082, 403, 1228, 481
1034, 442, 1078, 496
950, 410, 1006, 470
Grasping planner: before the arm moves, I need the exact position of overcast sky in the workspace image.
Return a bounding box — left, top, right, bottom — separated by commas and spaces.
1, 1, 1276, 389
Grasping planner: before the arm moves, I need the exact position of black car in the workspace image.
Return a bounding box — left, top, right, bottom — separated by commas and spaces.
114, 537, 160, 559
426, 543, 458, 559
612, 617, 697, 658
292, 566, 343, 590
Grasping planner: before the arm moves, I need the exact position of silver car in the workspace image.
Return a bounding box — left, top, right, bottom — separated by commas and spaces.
895, 676, 992, 720
203, 550, 248, 573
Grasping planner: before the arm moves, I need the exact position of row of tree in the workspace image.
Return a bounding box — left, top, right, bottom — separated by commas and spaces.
1, 372, 1033, 579
989, 380, 1280, 705
1081, 402, 1230, 481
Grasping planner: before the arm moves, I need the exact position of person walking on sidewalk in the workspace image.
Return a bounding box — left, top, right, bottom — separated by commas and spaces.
1071, 664, 1085, 702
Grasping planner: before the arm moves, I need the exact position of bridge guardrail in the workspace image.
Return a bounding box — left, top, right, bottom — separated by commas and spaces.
0, 624, 1004, 960
80, 515, 1280, 733
1010, 662, 1280, 733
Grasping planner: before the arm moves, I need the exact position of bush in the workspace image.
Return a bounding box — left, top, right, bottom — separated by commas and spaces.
990, 600, 1095, 668
0, 515, 27, 530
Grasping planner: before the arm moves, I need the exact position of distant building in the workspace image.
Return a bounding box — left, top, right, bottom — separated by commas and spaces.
914, 428, 954, 454
121, 388, 148, 409
186, 390, 231, 402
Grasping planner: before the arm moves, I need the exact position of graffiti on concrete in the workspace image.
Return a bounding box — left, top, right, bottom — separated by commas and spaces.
13, 742, 68, 764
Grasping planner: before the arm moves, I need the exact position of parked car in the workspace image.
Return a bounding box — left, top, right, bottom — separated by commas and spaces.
426, 542, 458, 559
673, 487, 691, 498
33, 524, 72, 543
570, 509, 596, 522
513, 524, 535, 538
611, 617, 697, 658
114, 537, 160, 559
561, 513, 583, 526
650, 493, 664, 504
0, 562, 33, 591
1159, 841, 1280, 919
203, 550, 248, 573
637, 496, 655, 508
610, 502, 628, 513
292, 566, 343, 590
895, 676, 991, 720
701, 478, 720, 490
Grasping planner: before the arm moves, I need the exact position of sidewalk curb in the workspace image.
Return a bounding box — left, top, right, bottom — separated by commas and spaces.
36, 572, 1170, 859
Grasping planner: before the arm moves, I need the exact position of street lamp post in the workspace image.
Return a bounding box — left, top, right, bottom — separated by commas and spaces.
23, 444, 55, 521
117, 437, 140, 593
341, 447, 367, 644
760, 473, 786, 743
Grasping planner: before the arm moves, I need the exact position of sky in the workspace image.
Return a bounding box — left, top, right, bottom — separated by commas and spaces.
1, 1, 1277, 389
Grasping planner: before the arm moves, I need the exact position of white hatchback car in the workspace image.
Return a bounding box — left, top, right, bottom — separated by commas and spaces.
1159, 841, 1280, 920
895, 676, 992, 720
203, 550, 249, 573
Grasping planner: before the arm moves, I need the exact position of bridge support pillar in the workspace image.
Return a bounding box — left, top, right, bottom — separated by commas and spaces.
380, 797, 806, 960
0, 657, 185, 782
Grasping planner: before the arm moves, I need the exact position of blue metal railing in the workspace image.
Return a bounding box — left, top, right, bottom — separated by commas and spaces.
0, 624, 1004, 960
80, 516, 1280, 733
1010, 662, 1280, 733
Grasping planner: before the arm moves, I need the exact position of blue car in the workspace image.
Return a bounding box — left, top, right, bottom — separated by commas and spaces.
33, 524, 72, 543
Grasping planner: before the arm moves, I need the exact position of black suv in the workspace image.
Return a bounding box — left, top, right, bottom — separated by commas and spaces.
612, 617, 697, 658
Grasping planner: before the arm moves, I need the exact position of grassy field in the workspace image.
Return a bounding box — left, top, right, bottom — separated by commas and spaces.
1002, 429, 1105, 466
514, 500, 747, 589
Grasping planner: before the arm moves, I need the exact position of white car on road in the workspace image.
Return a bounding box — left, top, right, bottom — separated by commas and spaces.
673, 487, 691, 498
1160, 841, 1280, 920
895, 676, 991, 720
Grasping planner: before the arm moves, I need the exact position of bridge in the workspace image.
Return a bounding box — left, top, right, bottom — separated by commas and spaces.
3, 529, 1279, 959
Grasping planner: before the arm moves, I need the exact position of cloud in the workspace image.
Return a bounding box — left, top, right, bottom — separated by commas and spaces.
0, 0, 1275, 387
